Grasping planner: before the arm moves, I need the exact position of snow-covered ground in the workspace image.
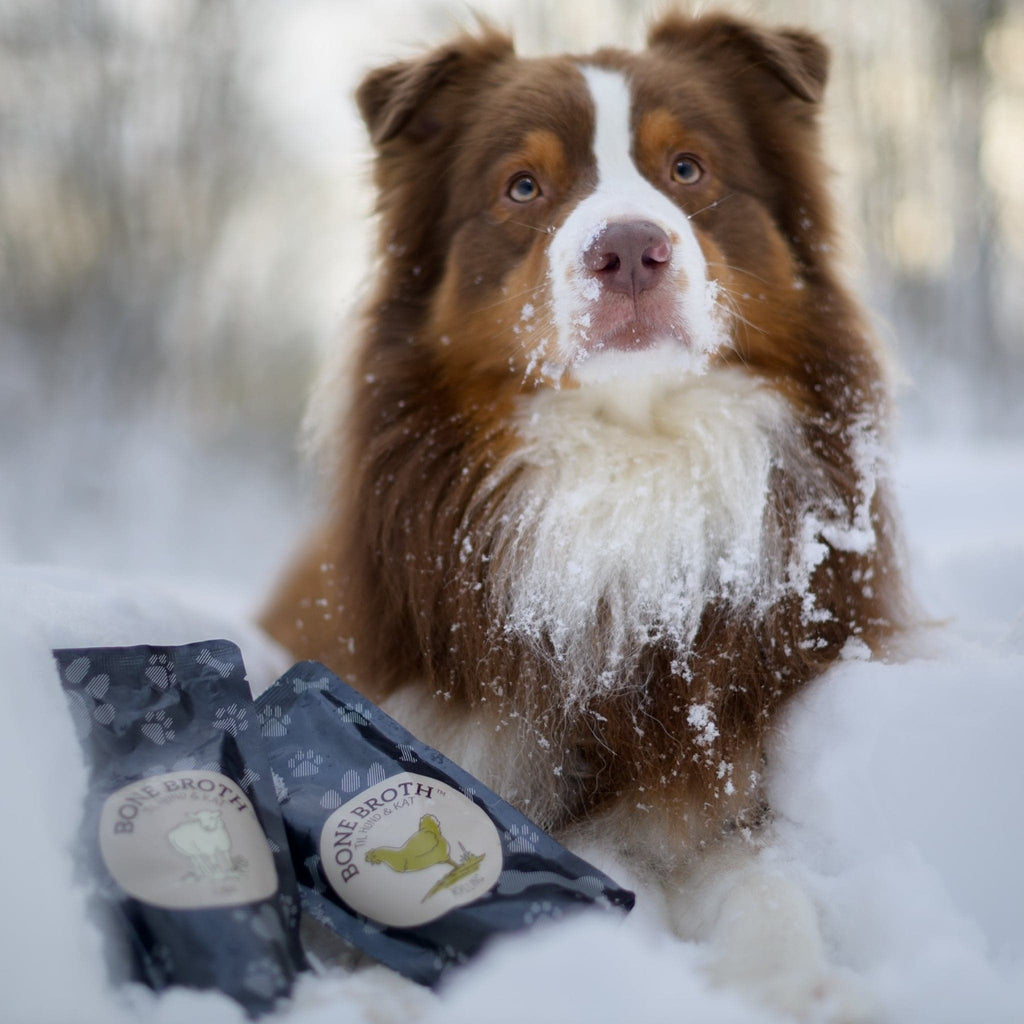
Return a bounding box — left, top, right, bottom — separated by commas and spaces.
1, 434, 1023, 1024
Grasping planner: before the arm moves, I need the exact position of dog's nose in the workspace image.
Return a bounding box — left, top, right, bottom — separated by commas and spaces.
583, 220, 673, 296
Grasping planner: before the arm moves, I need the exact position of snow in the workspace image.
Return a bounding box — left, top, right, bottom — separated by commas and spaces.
1, 438, 1024, 1023
500, 370, 793, 705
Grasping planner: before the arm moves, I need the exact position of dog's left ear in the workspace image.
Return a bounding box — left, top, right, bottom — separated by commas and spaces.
357, 28, 514, 147
648, 13, 829, 104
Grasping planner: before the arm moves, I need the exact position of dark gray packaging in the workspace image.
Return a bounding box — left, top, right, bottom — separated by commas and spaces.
255, 661, 635, 987
54, 640, 308, 1016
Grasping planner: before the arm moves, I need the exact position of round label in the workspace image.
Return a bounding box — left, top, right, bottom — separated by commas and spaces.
99, 770, 278, 910
319, 771, 503, 928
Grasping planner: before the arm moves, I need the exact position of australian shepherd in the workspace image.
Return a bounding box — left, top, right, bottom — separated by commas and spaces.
262, 11, 904, 1017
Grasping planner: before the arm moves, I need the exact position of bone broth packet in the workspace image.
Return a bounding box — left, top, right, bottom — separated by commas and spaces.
256, 661, 635, 986
54, 640, 307, 1015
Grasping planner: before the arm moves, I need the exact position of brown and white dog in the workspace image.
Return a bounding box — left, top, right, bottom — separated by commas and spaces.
263, 11, 904, 1016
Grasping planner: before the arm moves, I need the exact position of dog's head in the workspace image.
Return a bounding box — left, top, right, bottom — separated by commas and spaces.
356, 13, 832, 393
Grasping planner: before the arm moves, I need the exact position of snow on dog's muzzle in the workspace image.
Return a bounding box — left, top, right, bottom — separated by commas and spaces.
546, 66, 727, 380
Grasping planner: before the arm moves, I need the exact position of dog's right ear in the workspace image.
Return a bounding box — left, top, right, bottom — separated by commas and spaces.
357, 29, 514, 147
648, 13, 829, 105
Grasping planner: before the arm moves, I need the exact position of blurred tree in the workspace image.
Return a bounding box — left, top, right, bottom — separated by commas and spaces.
1, 0, 1022, 437
0, 0, 323, 432
937, 0, 1003, 369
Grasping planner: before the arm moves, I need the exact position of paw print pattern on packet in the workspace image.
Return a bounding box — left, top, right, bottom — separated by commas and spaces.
504, 823, 542, 854
140, 709, 176, 746
523, 901, 562, 925
62, 656, 90, 686
232, 904, 284, 943
84, 671, 116, 726
142, 941, 176, 986
287, 749, 323, 778
84, 672, 110, 700
430, 943, 468, 971
212, 702, 248, 737
241, 957, 287, 1000
63, 691, 93, 739
279, 892, 300, 930
250, 904, 286, 941
92, 702, 116, 726
259, 705, 292, 737
144, 652, 176, 691
320, 789, 343, 810
336, 703, 369, 725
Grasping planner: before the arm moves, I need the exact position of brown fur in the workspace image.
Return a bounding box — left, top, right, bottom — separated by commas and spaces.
261, 13, 905, 845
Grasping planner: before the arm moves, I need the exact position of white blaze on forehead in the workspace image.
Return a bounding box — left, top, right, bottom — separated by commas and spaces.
584, 65, 640, 186
543, 64, 726, 382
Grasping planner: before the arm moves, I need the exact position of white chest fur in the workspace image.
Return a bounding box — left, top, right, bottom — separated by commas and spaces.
490, 368, 798, 705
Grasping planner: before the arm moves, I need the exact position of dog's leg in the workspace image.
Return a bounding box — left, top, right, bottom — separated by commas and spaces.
379, 685, 573, 831
258, 522, 362, 681
666, 841, 875, 1023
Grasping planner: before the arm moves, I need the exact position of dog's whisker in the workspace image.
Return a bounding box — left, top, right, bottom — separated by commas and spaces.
715, 291, 768, 337
507, 218, 554, 235
687, 192, 739, 220
465, 285, 552, 317
706, 261, 775, 288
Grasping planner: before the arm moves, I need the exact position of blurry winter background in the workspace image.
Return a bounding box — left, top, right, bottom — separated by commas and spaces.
2, 2, 1024, 1023
1, 0, 1023, 611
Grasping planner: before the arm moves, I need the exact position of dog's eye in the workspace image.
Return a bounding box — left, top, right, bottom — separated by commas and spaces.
671, 154, 703, 185
508, 174, 542, 203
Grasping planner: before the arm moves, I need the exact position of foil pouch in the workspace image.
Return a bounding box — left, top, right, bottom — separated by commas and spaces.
255, 660, 635, 986
54, 640, 307, 1016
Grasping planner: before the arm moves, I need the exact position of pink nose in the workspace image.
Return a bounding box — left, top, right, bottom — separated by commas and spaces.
583, 220, 673, 297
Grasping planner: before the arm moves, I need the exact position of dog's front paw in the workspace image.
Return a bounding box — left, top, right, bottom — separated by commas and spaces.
701, 867, 877, 1023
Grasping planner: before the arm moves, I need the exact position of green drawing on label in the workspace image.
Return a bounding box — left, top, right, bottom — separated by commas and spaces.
420, 853, 486, 902
364, 813, 485, 901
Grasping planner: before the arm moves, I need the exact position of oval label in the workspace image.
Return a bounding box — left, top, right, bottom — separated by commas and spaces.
99, 769, 278, 910
319, 771, 503, 928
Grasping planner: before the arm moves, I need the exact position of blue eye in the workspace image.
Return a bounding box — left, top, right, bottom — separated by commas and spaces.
508, 174, 541, 202
671, 154, 703, 185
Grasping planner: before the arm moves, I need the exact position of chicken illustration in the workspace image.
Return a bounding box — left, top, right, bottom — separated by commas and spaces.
365, 814, 455, 873
364, 814, 486, 901
362, 815, 454, 872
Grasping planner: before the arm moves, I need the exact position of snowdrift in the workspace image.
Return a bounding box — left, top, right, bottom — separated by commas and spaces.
1, 443, 1023, 1023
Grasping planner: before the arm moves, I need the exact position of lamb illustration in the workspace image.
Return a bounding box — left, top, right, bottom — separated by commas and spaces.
365, 814, 485, 901
167, 810, 240, 881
